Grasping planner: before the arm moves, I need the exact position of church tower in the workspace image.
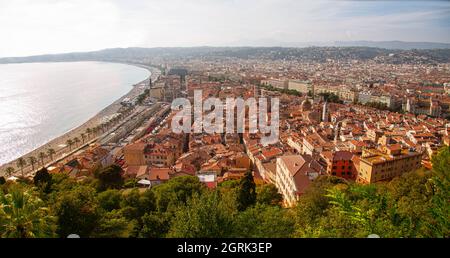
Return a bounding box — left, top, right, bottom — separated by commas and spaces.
322, 101, 329, 122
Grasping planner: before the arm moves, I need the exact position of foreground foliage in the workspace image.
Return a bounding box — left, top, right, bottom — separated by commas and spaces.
0, 147, 448, 238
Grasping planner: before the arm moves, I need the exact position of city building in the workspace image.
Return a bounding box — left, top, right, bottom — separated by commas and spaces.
320, 151, 356, 180
288, 80, 312, 94
275, 155, 321, 207
356, 145, 422, 184
261, 78, 289, 89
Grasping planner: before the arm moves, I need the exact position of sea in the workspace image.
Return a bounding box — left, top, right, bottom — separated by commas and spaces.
0, 61, 150, 165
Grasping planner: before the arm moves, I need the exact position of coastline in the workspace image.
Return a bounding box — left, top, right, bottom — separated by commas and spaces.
0, 62, 161, 176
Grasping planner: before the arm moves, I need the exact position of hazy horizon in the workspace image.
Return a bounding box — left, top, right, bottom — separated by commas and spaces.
1, 0, 450, 58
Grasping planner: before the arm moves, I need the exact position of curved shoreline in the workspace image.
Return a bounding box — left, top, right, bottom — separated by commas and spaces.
0, 62, 161, 175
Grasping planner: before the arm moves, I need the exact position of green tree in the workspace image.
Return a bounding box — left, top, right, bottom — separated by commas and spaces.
86, 128, 92, 139
38, 152, 46, 166
47, 148, 56, 161
91, 210, 134, 238
80, 133, 86, 144
0, 187, 55, 238
34, 167, 52, 193
73, 137, 80, 148
294, 176, 347, 237
140, 212, 171, 238
167, 191, 234, 238
386, 169, 433, 237
256, 184, 282, 206
95, 165, 124, 191
97, 189, 123, 212
66, 139, 74, 151
16, 157, 27, 177
4, 167, 15, 177
54, 186, 100, 237
152, 176, 204, 212
119, 189, 156, 221
236, 172, 256, 211
232, 204, 295, 237
28, 156, 37, 171
427, 147, 450, 237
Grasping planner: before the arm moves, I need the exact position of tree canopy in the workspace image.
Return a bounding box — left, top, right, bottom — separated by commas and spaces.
0, 147, 448, 238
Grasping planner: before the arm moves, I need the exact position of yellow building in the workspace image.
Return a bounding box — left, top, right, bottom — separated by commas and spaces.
261, 78, 289, 89
357, 145, 422, 184
288, 80, 311, 94
149, 85, 165, 100
235, 153, 251, 170
123, 143, 147, 166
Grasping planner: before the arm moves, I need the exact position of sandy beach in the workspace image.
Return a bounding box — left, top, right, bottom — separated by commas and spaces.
0, 63, 160, 176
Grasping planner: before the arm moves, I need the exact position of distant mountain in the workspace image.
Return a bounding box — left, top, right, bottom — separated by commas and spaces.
1, 46, 449, 64
331, 41, 450, 50
228, 39, 450, 50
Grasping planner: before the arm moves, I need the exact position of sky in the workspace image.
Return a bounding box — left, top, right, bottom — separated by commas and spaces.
0, 0, 449, 57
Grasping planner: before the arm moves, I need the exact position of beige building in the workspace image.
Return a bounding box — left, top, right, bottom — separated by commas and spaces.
149, 83, 165, 100
275, 155, 320, 207
123, 143, 147, 166
261, 78, 289, 89
357, 145, 422, 184
288, 80, 312, 94
315, 85, 358, 102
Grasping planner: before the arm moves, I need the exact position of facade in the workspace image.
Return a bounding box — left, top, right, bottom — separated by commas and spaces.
320, 151, 356, 180
275, 155, 320, 207
339, 87, 359, 103
288, 80, 311, 94
123, 143, 147, 166
356, 145, 422, 184
404, 97, 443, 117
358, 91, 372, 105
358, 91, 392, 108
149, 84, 165, 100
261, 78, 289, 89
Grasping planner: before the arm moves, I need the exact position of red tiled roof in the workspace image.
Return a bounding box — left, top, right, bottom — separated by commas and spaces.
149, 167, 171, 181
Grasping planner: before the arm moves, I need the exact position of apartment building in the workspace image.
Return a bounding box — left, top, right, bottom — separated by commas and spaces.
123, 143, 148, 166
356, 144, 422, 184
275, 155, 321, 207
261, 78, 289, 89
320, 151, 356, 180
288, 80, 312, 94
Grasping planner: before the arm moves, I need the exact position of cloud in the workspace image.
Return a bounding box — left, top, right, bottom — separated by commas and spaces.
0, 0, 448, 57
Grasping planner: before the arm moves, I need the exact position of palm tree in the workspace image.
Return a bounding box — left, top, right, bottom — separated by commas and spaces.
4, 167, 15, 177
73, 137, 80, 148
0, 188, 55, 238
38, 152, 46, 166
28, 156, 37, 171
66, 139, 74, 151
86, 128, 92, 139
47, 148, 56, 161
80, 133, 86, 144
16, 158, 27, 177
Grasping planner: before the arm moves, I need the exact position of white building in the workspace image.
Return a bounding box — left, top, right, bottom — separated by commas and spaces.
275, 155, 320, 207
